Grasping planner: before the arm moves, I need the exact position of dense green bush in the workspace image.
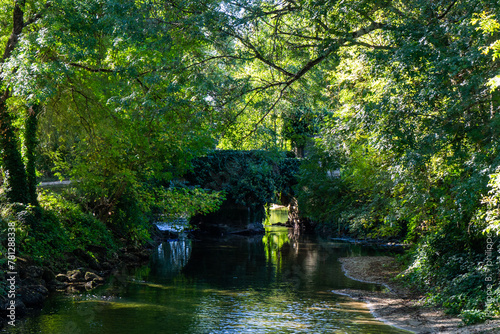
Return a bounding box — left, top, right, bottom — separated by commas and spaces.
297, 140, 500, 323
295, 144, 404, 238
39, 191, 116, 253
0, 192, 117, 266
399, 224, 500, 323
295, 146, 349, 231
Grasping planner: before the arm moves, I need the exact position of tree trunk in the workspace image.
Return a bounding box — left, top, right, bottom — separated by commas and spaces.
0, 0, 30, 204
0, 97, 28, 203
25, 105, 40, 205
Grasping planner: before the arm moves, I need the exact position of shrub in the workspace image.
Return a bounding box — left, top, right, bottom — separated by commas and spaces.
460, 309, 491, 326
0, 192, 117, 265
399, 224, 500, 324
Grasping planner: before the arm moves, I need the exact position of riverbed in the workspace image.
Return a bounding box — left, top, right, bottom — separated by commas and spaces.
2, 209, 411, 333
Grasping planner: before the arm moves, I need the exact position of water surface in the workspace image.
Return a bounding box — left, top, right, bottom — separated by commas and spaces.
4, 209, 410, 333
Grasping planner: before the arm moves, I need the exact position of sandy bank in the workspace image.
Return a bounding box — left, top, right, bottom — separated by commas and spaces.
333, 256, 500, 333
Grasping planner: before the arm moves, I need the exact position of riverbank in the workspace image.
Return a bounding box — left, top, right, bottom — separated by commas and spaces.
0, 245, 152, 329
333, 256, 500, 333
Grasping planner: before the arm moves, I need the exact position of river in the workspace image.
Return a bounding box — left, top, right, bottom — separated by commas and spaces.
4, 209, 410, 333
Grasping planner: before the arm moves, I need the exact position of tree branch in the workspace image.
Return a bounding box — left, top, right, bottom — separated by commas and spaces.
183, 55, 253, 70
276, 30, 324, 41
68, 63, 114, 73
437, 0, 458, 20
216, 81, 286, 110
24, 2, 51, 27
285, 21, 386, 85
229, 32, 295, 77
349, 40, 393, 50
1, 0, 26, 103
239, 82, 291, 141
2, 0, 26, 63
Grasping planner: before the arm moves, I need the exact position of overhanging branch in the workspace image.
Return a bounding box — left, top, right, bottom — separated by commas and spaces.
68, 63, 114, 73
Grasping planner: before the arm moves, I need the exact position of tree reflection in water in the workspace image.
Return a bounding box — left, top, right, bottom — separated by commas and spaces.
151, 239, 193, 279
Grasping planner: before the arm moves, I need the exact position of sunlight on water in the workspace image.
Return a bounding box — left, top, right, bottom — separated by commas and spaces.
4, 208, 411, 334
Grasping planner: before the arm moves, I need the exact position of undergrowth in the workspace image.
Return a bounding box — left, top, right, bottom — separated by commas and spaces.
0, 190, 121, 297
398, 225, 500, 324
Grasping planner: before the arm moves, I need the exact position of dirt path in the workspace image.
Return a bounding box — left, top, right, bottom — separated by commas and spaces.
333, 256, 500, 333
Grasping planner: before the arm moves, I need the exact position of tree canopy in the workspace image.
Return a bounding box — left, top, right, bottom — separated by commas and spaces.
0, 0, 500, 324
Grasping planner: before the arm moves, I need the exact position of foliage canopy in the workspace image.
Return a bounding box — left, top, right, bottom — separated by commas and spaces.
0, 0, 500, 323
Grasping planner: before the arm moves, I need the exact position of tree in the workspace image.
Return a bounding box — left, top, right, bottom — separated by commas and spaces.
1, 0, 231, 224
474, 10, 500, 236
0, 0, 50, 204
287, 0, 500, 320
473, 11, 500, 90
200, 0, 392, 144
282, 106, 321, 158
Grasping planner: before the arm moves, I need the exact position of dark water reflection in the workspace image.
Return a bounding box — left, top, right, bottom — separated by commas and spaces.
4, 210, 411, 334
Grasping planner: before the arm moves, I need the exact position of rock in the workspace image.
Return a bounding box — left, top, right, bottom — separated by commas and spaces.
30, 285, 49, 296
42, 268, 56, 282
64, 253, 77, 264
47, 279, 69, 291
70, 282, 88, 292
22, 277, 45, 287
0, 296, 9, 314
19, 287, 46, 307
23, 265, 44, 279
55, 274, 70, 283
84, 281, 96, 290
84, 272, 104, 283
66, 286, 83, 294
73, 249, 100, 269
87, 260, 102, 271
13, 300, 27, 317
67, 269, 84, 282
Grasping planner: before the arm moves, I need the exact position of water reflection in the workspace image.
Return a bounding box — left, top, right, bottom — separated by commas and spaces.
4, 210, 410, 334
263, 207, 292, 270
264, 206, 289, 226
152, 240, 192, 279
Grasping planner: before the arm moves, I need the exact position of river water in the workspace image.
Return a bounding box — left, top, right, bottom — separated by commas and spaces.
5, 209, 410, 333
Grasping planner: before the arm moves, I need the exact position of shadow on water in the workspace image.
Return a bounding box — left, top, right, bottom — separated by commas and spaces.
3, 209, 411, 334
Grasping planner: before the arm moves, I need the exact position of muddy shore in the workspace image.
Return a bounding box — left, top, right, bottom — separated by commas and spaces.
333, 256, 500, 333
